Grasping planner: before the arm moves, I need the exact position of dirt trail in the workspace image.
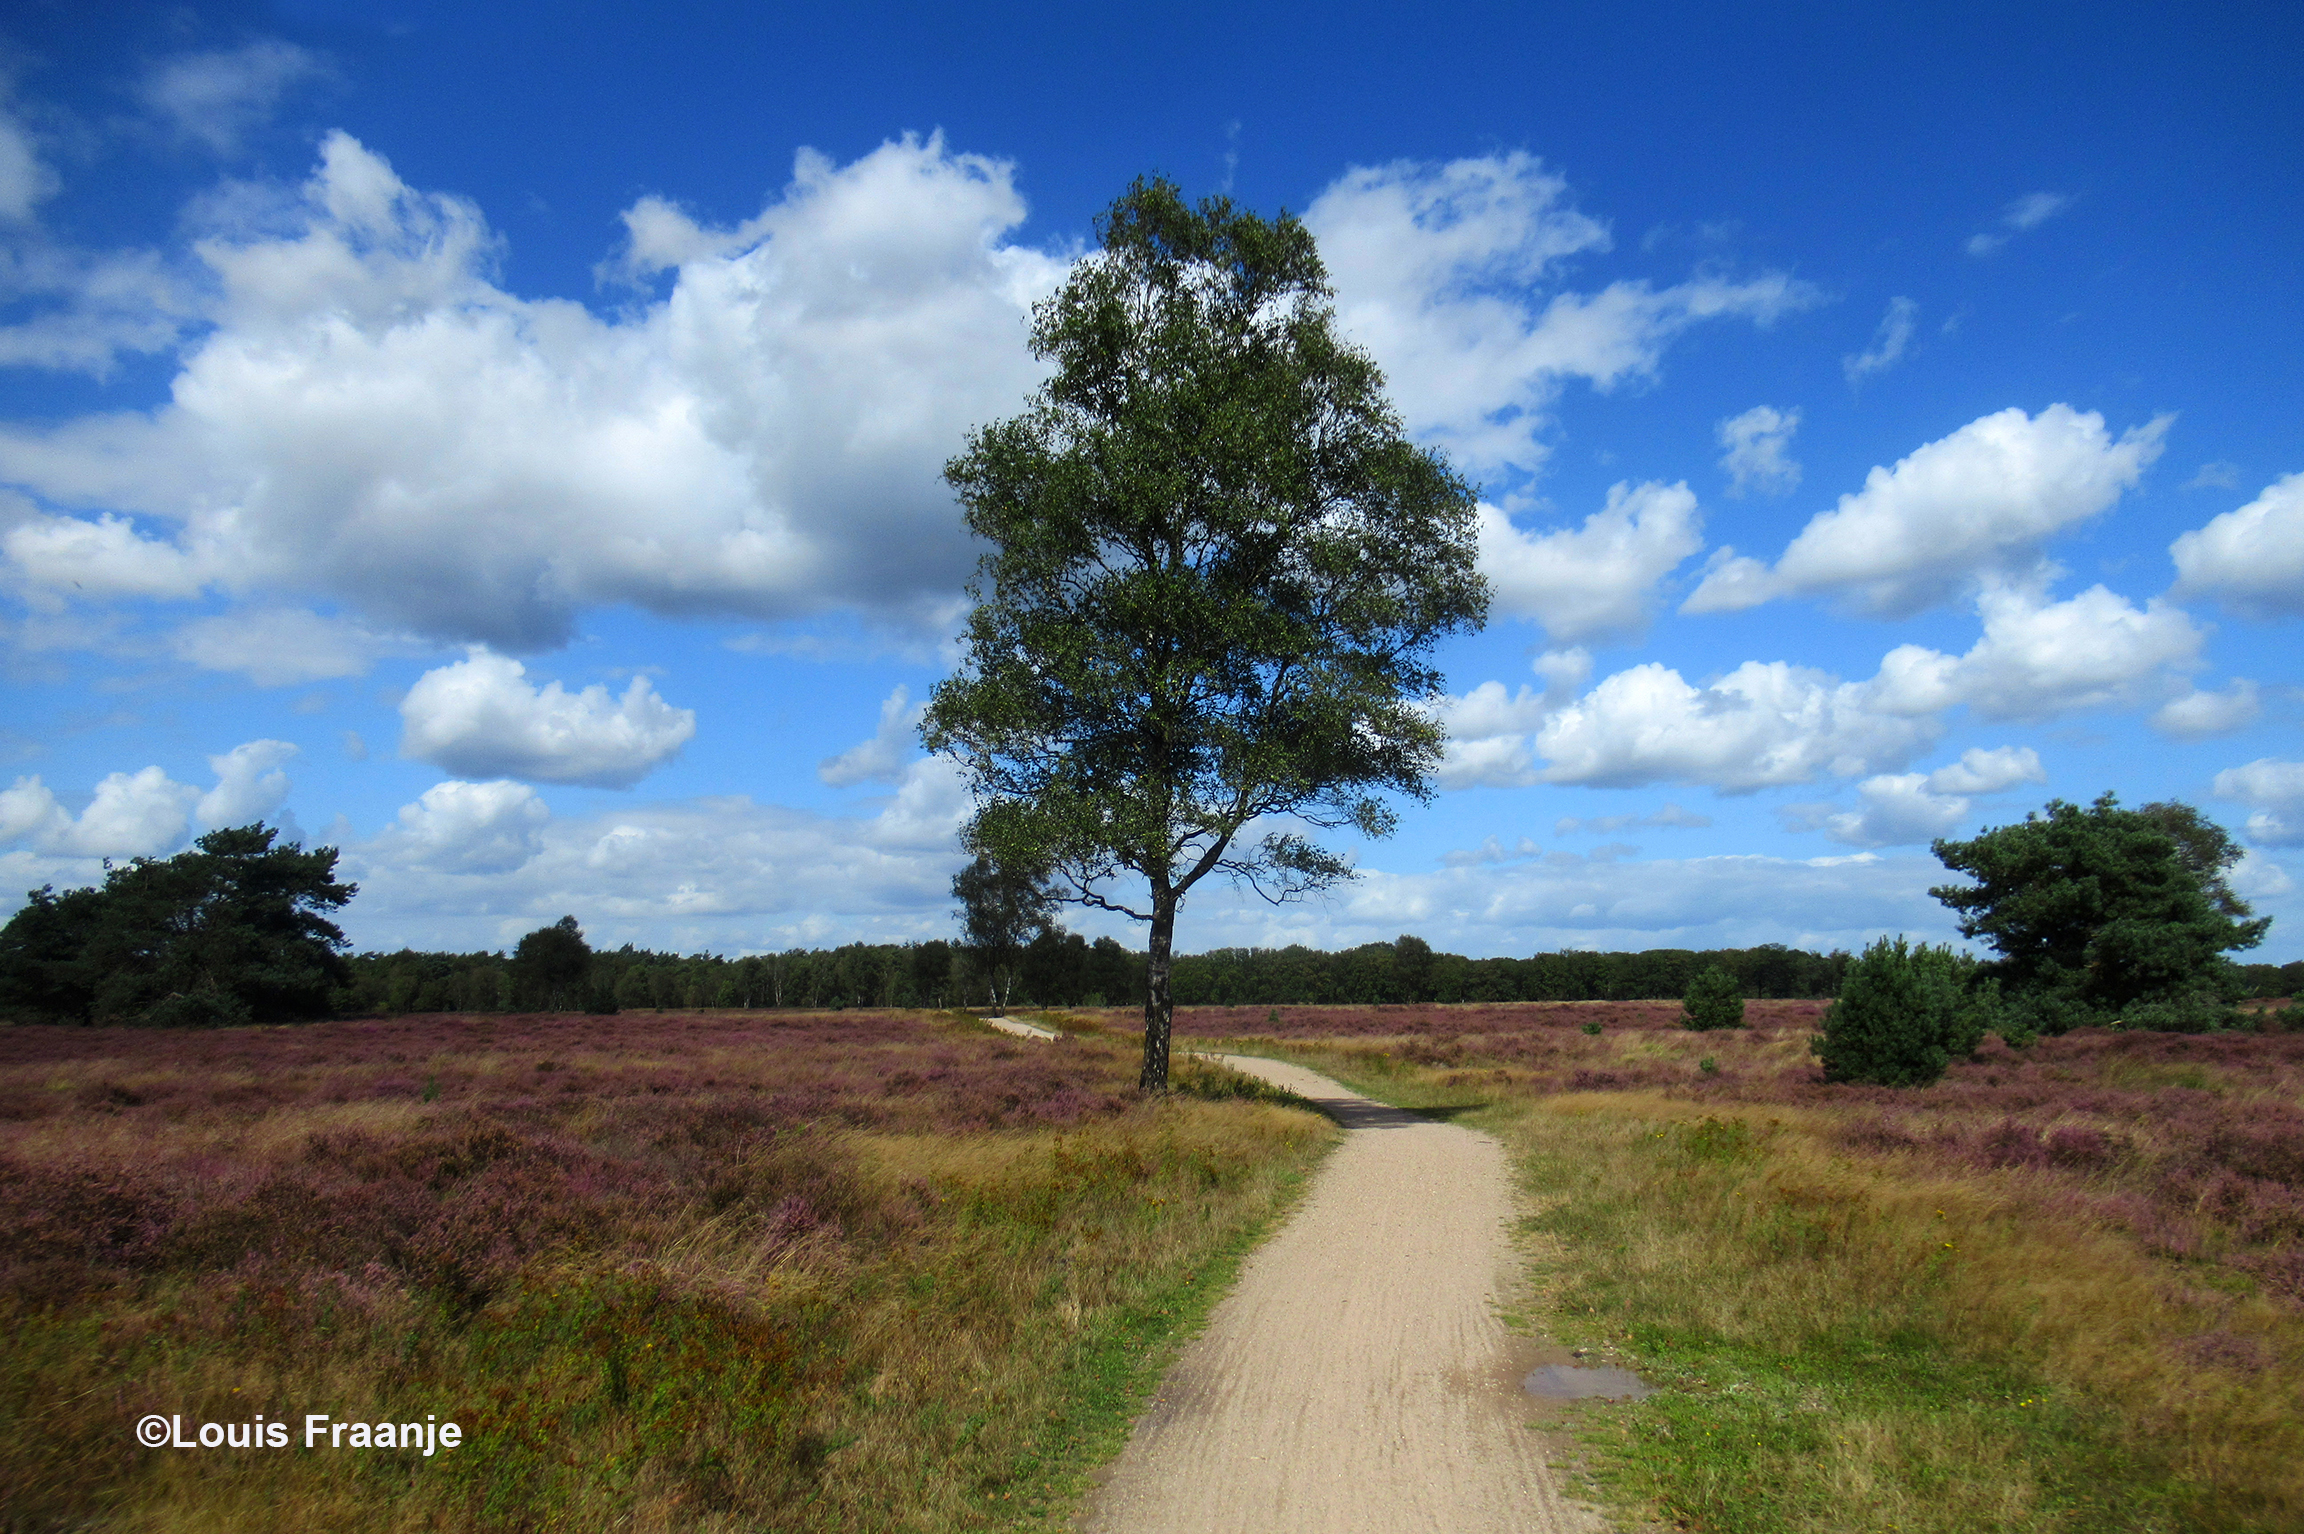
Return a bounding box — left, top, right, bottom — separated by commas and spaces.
982, 1015, 1061, 1041
1082, 1053, 1602, 1534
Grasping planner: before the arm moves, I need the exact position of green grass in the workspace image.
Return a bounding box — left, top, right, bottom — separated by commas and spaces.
1223, 1037, 2263, 1534
954, 1151, 1319, 1529
1524, 1139, 2205, 1534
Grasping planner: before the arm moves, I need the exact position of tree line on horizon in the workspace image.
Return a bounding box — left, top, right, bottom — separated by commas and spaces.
3, 815, 2299, 1029
340, 931, 1851, 1017
335, 929, 2304, 1019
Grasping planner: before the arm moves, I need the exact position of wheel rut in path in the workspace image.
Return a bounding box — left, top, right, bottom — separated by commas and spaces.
1082, 1052, 1603, 1534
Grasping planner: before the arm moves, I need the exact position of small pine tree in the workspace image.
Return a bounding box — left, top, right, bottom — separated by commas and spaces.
1681, 965, 1746, 1031
1813, 936, 1989, 1087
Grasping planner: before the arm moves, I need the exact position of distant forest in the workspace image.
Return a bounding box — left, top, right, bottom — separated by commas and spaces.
343, 933, 2304, 1016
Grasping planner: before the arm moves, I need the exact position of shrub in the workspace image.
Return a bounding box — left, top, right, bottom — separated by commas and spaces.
139, 991, 255, 1029
1681, 965, 1746, 1031
1813, 936, 1988, 1087
2118, 988, 2241, 1033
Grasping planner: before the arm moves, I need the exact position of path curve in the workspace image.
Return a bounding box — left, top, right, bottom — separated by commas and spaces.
1082, 1052, 1600, 1534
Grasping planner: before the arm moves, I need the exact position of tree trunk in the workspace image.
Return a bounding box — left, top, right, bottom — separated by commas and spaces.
1141, 890, 1176, 1092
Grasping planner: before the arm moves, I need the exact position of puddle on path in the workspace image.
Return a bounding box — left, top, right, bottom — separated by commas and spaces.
1521, 1364, 1656, 1401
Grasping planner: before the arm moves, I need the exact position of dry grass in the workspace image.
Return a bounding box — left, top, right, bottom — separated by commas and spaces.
1228, 1004, 2304, 1532
0, 1009, 1333, 1532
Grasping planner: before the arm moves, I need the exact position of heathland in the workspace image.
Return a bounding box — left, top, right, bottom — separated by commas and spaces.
1176, 997, 2304, 1533
6, 998, 2301, 1532
0, 1008, 1330, 1531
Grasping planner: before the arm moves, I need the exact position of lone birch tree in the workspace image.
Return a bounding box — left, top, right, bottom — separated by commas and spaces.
922, 177, 1487, 1090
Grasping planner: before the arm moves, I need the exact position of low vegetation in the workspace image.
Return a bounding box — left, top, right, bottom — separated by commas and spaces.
1205, 998, 2304, 1533
0, 1007, 1332, 1531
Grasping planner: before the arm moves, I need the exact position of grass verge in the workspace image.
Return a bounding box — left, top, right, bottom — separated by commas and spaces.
1236, 1031, 2299, 1534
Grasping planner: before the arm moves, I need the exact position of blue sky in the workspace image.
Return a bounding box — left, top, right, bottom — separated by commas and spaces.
2, 1, 2300, 961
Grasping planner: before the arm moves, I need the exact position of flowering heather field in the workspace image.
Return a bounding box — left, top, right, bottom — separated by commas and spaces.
1186, 995, 2304, 1531
1159, 996, 2304, 1314
1156, 996, 1830, 1045
0, 1008, 1329, 1533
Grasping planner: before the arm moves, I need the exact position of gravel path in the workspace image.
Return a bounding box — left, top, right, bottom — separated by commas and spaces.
1081, 1053, 1602, 1534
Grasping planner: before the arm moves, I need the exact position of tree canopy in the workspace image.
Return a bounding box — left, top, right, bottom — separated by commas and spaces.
952, 853, 1057, 1011
922, 177, 1488, 1088
1930, 793, 2269, 1032
0, 824, 356, 1026
511, 915, 594, 1011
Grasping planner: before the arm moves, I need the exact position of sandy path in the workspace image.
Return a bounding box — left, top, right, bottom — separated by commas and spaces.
983, 1015, 1061, 1041
1082, 1054, 1600, 1534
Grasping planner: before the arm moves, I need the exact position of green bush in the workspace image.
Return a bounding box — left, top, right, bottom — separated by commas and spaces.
2116, 988, 2241, 1033
1812, 936, 1990, 1087
1681, 964, 1746, 1031
139, 991, 255, 1030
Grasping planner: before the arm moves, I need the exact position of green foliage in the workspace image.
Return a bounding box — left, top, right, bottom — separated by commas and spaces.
1680, 964, 1746, 1031
1931, 794, 2267, 1033
2117, 990, 2241, 1034
952, 853, 1057, 1010
0, 823, 354, 1025
1813, 936, 1991, 1087
325, 936, 1864, 1020
923, 176, 1488, 1090
1581, 1021, 1604, 1036
510, 915, 592, 1011
1171, 940, 1854, 1006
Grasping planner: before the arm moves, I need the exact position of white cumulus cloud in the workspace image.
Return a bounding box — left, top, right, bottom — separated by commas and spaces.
1716, 405, 1800, 497
2, 511, 209, 597
1685, 406, 2170, 617
1787, 747, 2044, 850
197, 739, 297, 826
0, 131, 1065, 649
399, 649, 697, 788
2214, 759, 2304, 848
1532, 659, 1942, 793
1923, 745, 2046, 796
1477, 481, 1703, 642
377, 779, 552, 875
1303, 151, 1817, 478
2230, 849, 2293, 901
1436, 649, 1592, 789
819, 685, 927, 787
2151, 680, 2262, 740
1868, 582, 2206, 721
1453, 579, 2185, 802
0, 776, 69, 847
2169, 472, 2304, 618
1795, 774, 1972, 848
337, 757, 974, 952
0, 766, 199, 858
